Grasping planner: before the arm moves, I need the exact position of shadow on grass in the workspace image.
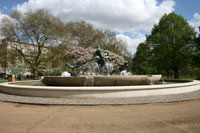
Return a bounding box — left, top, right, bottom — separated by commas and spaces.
0, 78, 37, 83
0, 79, 8, 83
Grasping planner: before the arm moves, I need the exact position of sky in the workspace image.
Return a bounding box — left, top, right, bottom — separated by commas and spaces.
0, 0, 200, 53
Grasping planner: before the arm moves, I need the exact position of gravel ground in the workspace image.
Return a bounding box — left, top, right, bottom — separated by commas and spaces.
0, 99, 200, 133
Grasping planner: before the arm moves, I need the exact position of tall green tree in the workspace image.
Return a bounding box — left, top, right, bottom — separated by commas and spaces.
147, 13, 196, 78
65, 21, 129, 57
1, 9, 130, 78
66, 21, 104, 48
0, 9, 63, 78
193, 32, 200, 68
101, 30, 129, 56
133, 43, 155, 74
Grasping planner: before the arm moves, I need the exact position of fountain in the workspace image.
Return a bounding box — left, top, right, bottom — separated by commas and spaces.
0, 47, 200, 102
41, 47, 162, 86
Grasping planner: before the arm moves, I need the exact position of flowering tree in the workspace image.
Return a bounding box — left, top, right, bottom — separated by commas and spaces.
0, 65, 3, 74
64, 46, 126, 66
46, 67, 62, 76
8, 58, 28, 80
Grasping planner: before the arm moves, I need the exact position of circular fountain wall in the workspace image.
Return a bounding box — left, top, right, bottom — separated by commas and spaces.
41, 75, 161, 86
0, 76, 200, 99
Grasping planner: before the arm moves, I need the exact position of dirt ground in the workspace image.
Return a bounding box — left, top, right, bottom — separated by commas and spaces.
0, 99, 200, 133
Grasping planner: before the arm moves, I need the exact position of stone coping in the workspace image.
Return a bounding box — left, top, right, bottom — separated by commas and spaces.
41, 75, 162, 86
0, 80, 199, 91
0, 80, 200, 104
0, 86, 200, 105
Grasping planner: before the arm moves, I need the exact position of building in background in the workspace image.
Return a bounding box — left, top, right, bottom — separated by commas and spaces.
0, 38, 49, 78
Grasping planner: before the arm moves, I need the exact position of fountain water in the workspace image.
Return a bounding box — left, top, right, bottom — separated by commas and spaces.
61, 71, 71, 77
149, 75, 154, 85
161, 78, 166, 84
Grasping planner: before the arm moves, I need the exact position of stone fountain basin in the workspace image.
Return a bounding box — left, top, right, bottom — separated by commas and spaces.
0, 80, 200, 98
41, 75, 162, 86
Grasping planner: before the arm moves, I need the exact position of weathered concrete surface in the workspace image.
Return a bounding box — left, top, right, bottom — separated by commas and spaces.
42, 76, 87, 86
0, 99, 200, 133
42, 75, 162, 86
0, 80, 199, 98
94, 75, 151, 86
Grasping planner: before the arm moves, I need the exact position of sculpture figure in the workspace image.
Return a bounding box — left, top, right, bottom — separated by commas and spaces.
66, 64, 80, 76
92, 46, 110, 65
66, 47, 127, 76
90, 46, 111, 74
118, 61, 128, 72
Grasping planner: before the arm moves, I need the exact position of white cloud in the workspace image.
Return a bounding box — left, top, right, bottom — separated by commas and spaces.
117, 34, 146, 53
0, 12, 6, 21
15, 0, 175, 33
14, 0, 175, 53
189, 13, 200, 34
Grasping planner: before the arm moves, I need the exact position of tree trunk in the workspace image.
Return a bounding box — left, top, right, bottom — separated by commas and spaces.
166, 71, 169, 78
33, 68, 39, 79
173, 67, 179, 79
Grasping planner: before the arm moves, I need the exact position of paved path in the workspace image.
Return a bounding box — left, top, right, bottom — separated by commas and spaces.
0, 99, 200, 133
0, 88, 200, 105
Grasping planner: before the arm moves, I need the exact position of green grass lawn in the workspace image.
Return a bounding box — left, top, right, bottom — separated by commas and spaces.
0, 79, 8, 83
0, 78, 37, 83
162, 75, 198, 80
178, 76, 198, 80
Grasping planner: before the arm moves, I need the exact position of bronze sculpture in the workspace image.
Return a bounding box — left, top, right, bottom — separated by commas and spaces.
66, 46, 127, 75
